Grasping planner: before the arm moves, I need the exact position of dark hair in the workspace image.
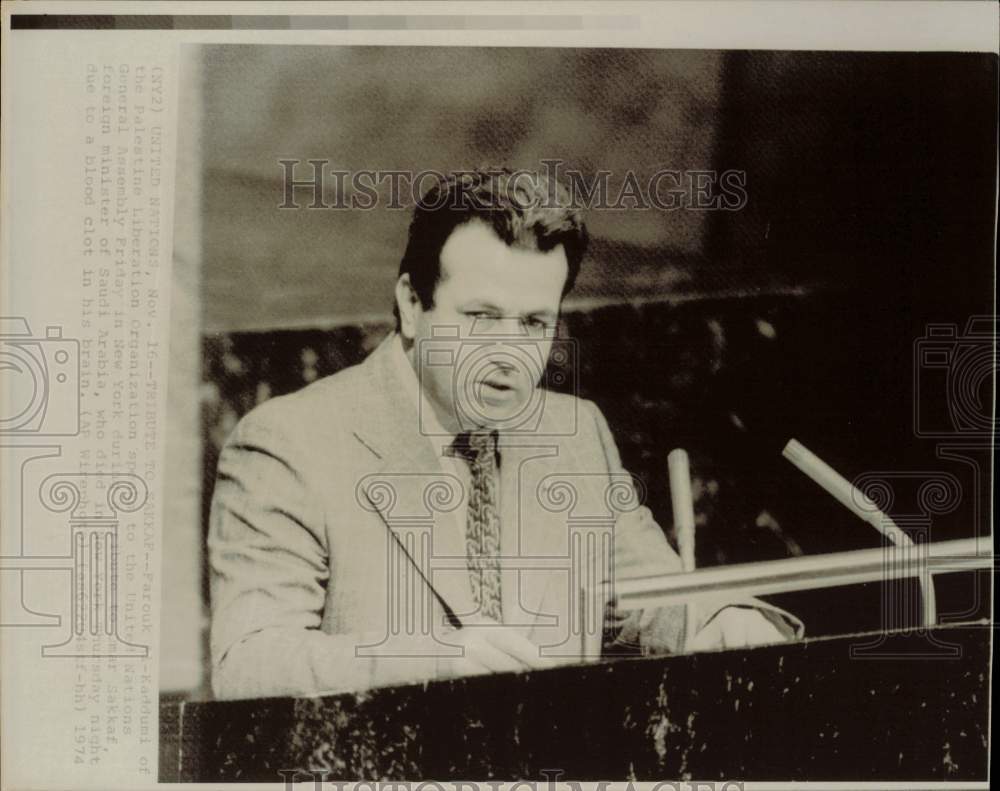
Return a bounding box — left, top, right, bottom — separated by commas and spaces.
394, 168, 588, 327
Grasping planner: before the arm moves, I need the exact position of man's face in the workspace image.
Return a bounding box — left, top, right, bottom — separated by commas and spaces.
398, 220, 569, 434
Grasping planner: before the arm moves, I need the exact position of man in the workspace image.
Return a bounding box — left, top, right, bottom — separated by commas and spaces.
209, 169, 802, 700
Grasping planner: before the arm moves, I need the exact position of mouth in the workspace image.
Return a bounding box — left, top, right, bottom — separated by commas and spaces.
476, 378, 518, 403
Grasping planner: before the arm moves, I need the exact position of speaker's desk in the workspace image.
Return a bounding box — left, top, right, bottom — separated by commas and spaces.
160, 624, 989, 782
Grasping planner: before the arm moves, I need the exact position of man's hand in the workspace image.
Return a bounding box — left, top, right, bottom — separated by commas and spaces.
688, 606, 788, 652
439, 617, 560, 678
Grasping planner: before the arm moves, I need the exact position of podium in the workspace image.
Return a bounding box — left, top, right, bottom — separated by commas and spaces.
160, 624, 989, 782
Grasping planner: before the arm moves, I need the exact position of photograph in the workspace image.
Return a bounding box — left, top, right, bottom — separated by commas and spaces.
0, 4, 995, 789
159, 41, 994, 782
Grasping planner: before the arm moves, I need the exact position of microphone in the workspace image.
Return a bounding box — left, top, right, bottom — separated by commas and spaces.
667, 448, 698, 650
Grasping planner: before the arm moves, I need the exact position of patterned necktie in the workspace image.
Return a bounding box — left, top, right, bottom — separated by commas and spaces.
453, 430, 503, 622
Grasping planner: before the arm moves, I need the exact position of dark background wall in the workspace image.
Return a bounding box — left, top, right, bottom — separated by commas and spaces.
198, 47, 996, 645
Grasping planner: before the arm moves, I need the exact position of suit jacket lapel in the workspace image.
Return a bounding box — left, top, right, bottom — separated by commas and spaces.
350, 335, 478, 624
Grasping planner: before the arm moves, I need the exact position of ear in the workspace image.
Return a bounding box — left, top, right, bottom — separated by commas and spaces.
395, 273, 421, 340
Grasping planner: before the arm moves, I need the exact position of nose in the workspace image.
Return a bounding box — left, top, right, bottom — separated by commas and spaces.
492, 358, 517, 375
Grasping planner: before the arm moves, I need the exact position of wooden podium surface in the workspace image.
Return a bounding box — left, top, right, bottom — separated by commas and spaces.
160, 624, 989, 782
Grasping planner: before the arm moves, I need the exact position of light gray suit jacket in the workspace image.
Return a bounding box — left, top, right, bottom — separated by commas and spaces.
209, 334, 802, 700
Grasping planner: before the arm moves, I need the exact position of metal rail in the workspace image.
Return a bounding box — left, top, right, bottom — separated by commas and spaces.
613, 536, 992, 612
